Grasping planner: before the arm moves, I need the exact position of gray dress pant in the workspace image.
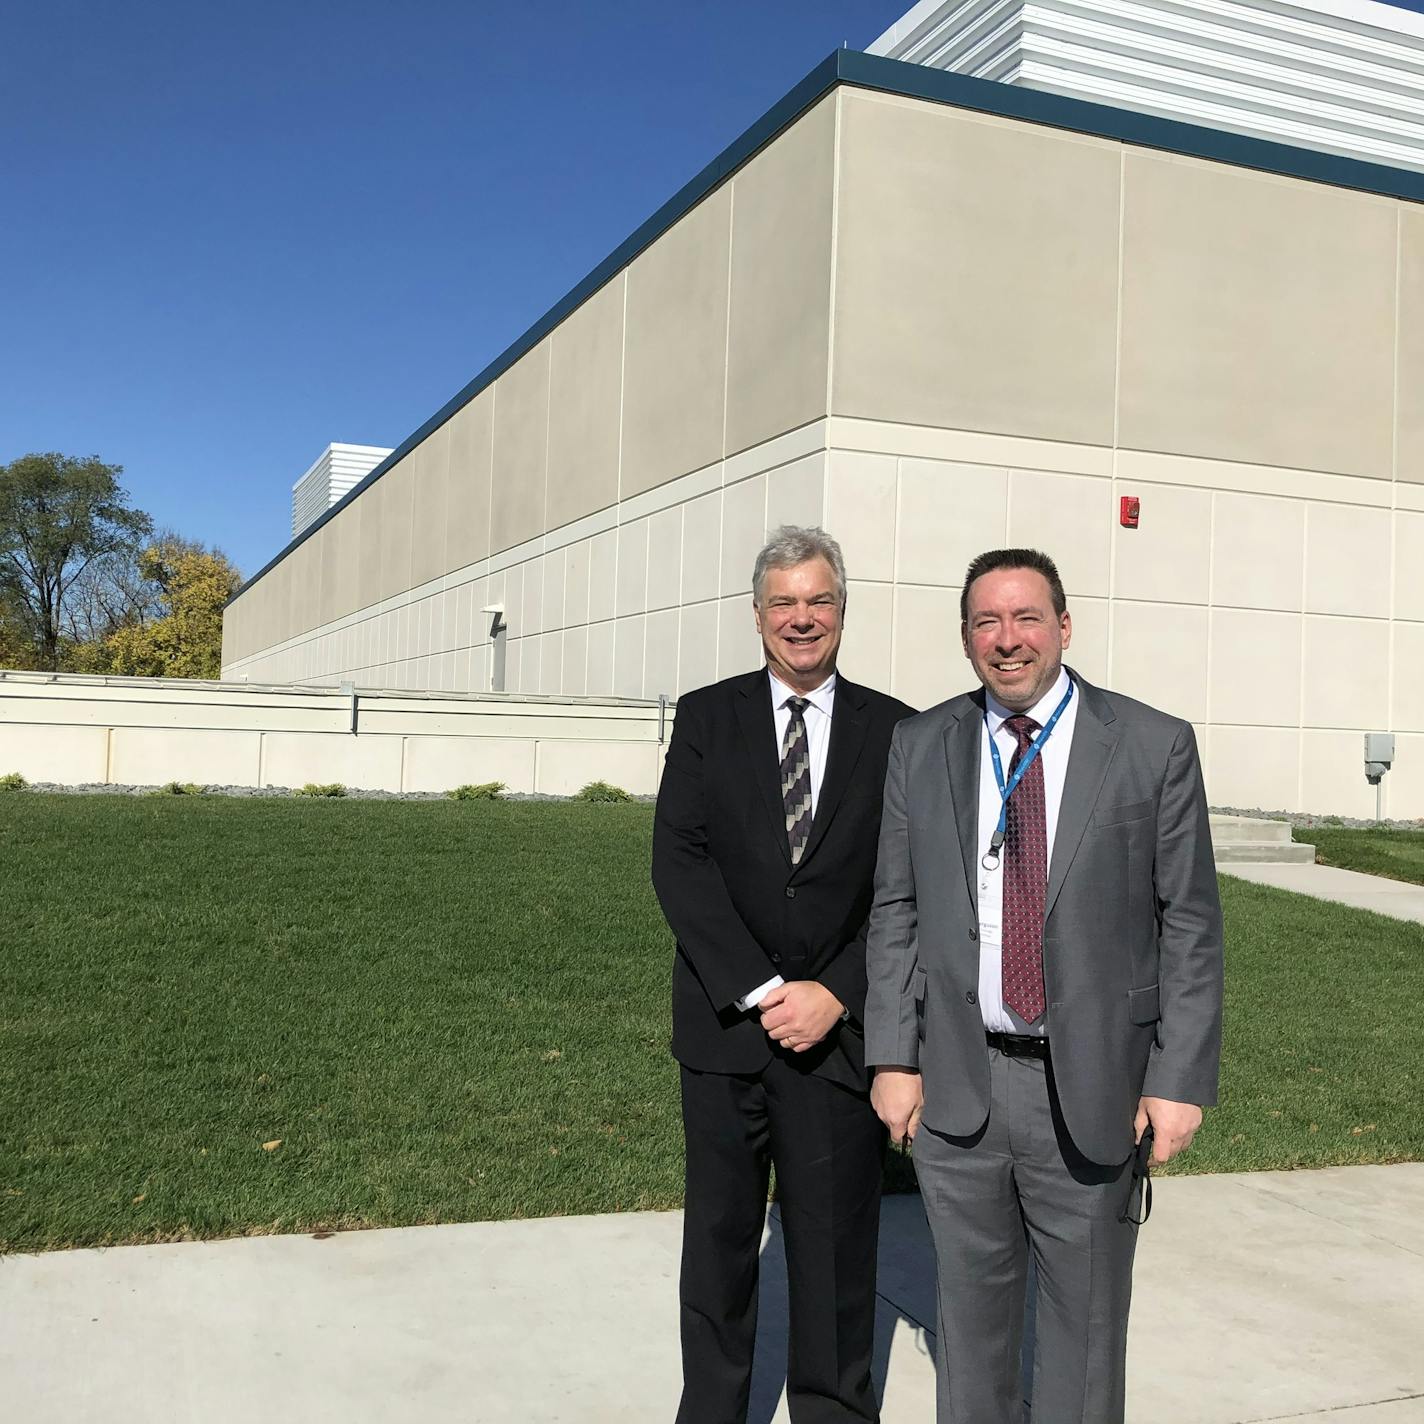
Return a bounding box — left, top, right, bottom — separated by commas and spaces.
912, 1045, 1139, 1424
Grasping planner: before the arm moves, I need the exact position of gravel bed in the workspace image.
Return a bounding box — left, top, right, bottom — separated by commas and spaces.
12, 782, 655, 804
1210, 805, 1424, 832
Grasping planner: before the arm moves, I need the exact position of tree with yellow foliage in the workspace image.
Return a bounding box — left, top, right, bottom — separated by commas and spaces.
83, 540, 241, 679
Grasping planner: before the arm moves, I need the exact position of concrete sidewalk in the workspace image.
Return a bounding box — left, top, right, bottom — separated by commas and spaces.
3, 1164, 1422, 1422
1220, 861, 1424, 926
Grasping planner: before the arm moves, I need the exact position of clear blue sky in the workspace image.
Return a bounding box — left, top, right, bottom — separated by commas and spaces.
1, 1, 906, 578
5, 0, 1422, 579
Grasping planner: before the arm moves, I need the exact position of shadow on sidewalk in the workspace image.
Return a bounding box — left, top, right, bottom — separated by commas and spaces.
746, 1194, 1035, 1421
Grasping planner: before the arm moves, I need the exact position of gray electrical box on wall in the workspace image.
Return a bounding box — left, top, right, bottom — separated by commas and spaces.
1364, 733, 1395, 784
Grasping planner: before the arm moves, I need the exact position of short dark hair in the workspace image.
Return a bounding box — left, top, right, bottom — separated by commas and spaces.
960, 549, 1067, 622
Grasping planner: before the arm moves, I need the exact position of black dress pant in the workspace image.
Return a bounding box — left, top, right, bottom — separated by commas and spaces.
677, 1054, 886, 1424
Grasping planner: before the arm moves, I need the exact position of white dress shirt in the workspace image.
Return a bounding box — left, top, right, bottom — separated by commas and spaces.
738, 669, 837, 1011
975, 666, 1079, 1035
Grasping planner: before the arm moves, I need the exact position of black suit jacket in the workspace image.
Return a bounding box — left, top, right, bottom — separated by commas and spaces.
652, 669, 915, 1093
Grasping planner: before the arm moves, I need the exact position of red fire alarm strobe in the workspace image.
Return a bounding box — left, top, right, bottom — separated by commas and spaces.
1120, 495, 1140, 529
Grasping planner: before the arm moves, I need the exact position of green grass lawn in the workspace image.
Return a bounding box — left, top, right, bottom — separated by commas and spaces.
1, 795, 1421, 1252
1296, 824, 1424, 886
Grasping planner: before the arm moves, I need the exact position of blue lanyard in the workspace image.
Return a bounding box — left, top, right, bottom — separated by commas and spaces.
982, 680, 1074, 868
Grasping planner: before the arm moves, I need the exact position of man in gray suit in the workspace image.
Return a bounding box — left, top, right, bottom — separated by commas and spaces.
865, 547, 1223, 1423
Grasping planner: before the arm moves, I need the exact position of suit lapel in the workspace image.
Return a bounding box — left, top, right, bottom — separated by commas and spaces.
734, 670, 792, 867
942, 693, 984, 911
794, 678, 869, 871
1045, 675, 1120, 919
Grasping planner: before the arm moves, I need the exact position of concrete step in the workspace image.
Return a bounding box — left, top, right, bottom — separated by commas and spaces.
1213, 840, 1317, 864
1209, 814, 1294, 844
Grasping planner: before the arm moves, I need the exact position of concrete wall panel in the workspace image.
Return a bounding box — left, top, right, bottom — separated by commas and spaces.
1304, 504, 1392, 618
681, 492, 722, 605
0, 724, 109, 783
1113, 485, 1212, 606
826, 451, 896, 584
1384, 733, 1424, 817
679, 600, 720, 694
409, 425, 452, 590
540, 629, 564, 693
269, 559, 295, 655
898, 459, 1007, 589
586, 620, 615, 697
717, 594, 762, 681
1119, 154, 1395, 479
1208, 725, 1299, 812
110, 728, 263, 786
839, 579, 893, 696
377, 457, 416, 604
1211, 493, 1303, 613
547, 277, 624, 530
1391, 622, 1424, 733
766, 453, 826, 531
616, 519, 650, 618
833, 92, 1120, 445
401, 736, 536, 793
356, 474, 386, 613
1300, 729, 1378, 817
535, 740, 661, 796
892, 585, 961, 712
447, 387, 494, 570
1398, 207, 1424, 484
647, 507, 683, 613
1302, 617, 1389, 729
491, 341, 551, 555
725, 93, 835, 456
645, 607, 679, 699
720, 476, 768, 597
260, 732, 401, 792
1397, 513, 1424, 621
588, 529, 617, 624
563, 624, 589, 696
1209, 609, 1302, 727
564, 541, 591, 627
1110, 601, 1208, 723
519, 554, 545, 638
1065, 596, 1109, 689
622, 186, 731, 498
542, 549, 567, 632
613, 615, 646, 699
1009, 470, 1112, 600
327, 502, 362, 625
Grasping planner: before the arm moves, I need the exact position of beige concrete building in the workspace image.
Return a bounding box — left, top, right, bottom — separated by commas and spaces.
222, 48, 1424, 819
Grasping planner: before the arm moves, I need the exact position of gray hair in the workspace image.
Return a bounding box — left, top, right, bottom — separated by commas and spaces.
752, 525, 847, 605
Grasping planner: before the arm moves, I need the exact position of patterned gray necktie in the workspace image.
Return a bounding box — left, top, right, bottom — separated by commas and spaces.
781, 697, 812, 864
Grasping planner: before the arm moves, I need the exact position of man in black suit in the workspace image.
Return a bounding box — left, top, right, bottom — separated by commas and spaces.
652, 526, 915, 1424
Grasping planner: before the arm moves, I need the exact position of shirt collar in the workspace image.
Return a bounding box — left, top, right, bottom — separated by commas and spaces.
768, 667, 836, 717
984, 665, 1072, 734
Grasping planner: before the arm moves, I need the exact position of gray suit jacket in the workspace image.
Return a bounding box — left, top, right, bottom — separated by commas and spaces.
864, 669, 1224, 1165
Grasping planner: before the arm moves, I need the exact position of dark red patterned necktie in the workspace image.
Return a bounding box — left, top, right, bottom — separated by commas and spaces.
1001, 714, 1047, 1025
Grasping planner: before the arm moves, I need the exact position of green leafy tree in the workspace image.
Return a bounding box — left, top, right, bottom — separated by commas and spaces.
0, 587, 35, 669
82, 539, 242, 679
0, 453, 152, 670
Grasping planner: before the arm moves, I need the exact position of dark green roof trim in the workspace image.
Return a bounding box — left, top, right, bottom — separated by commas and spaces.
230, 47, 1424, 608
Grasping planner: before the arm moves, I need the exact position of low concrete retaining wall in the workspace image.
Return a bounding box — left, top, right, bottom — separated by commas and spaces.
0, 672, 673, 795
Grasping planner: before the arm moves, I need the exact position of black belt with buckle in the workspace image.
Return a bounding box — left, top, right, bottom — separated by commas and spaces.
985, 1031, 1050, 1060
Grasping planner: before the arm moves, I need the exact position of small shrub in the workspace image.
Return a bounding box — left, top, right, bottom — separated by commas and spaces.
573, 780, 633, 803
147, 781, 203, 797
447, 782, 506, 801
0, 772, 27, 792
1324, 815, 1345, 827
296, 782, 347, 798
